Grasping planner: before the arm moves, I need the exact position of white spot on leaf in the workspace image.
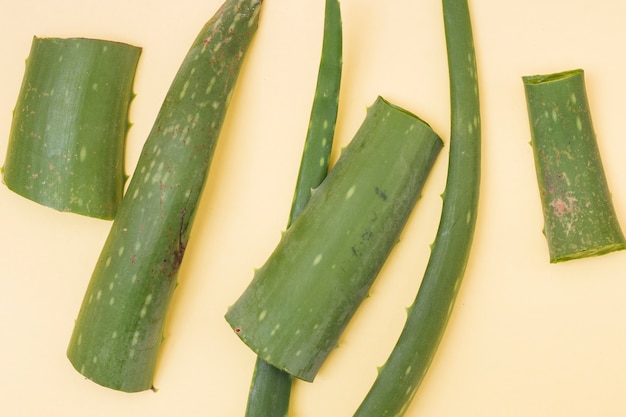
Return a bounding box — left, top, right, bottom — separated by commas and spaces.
346, 185, 356, 200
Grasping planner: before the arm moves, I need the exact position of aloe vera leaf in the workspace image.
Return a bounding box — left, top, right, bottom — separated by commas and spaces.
353, 0, 481, 415
522, 69, 625, 262
66, 0, 262, 392
245, 0, 342, 414
226, 96, 443, 382
2, 37, 140, 219
286, 0, 342, 225
245, 358, 293, 417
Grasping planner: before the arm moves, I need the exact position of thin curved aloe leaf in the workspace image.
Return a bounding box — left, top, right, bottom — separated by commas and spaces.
66, 0, 262, 392
245, 358, 294, 417
226, 96, 443, 382
523, 69, 625, 262
244, 0, 342, 415
2, 37, 141, 219
286, 0, 342, 225
354, 0, 481, 415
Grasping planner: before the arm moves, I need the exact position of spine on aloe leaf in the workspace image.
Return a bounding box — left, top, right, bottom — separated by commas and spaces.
245, 0, 342, 414
225, 96, 443, 382
2, 37, 141, 219
354, 0, 481, 414
66, 0, 262, 392
523, 69, 625, 262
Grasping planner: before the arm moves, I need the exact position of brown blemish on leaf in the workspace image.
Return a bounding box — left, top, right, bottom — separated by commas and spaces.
549, 196, 578, 217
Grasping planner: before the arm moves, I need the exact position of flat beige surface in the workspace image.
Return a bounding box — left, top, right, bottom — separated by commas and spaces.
2, 0, 626, 415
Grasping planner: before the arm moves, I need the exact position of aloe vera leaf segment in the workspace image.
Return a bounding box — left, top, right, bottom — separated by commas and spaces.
225, 96, 443, 382
66, 0, 262, 392
522, 69, 625, 262
353, 0, 481, 415
244, 0, 342, 415
2, 37, 140, 219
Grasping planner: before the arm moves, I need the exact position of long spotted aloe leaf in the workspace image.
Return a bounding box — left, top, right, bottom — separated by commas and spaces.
66, 0, 262, 392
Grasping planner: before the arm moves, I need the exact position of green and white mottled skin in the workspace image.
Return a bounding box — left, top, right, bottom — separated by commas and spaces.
523, 69, 625, 262
2, 37, 140, 219
66, 0, 262, 392
226, 96, 443, 382
245, 0, 342, 414
354, 0, 481, 415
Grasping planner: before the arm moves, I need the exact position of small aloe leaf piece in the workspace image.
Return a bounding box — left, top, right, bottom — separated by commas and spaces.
523, 68, 625, 262
245, 0, 342, 414
353, 0, 481, 414
2, 37, 141, 219
225, 96, 443, 382
66, 0, 262, 392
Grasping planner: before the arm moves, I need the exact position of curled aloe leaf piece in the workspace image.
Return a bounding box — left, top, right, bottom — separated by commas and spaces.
2, 36, 141, 219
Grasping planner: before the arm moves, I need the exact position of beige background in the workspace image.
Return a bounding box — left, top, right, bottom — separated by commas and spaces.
2, 0, 626, 415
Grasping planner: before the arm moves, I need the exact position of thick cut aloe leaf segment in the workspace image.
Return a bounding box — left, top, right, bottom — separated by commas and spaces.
523, 69, 625, 262
66, 0, 262, 392
2, 37, 141, 219
226, 96, 443, 382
